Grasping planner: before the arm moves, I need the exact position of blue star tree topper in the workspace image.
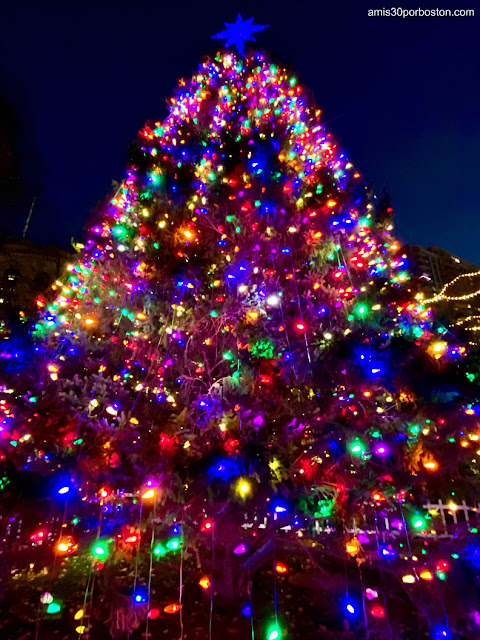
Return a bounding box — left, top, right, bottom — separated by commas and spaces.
212, 14, 268, 57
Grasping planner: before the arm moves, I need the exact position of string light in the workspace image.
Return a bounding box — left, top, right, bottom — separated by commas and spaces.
419, 569, 434, 581
166, 538, 181, 551
234, 543, 248, 554
40, 592, 53, 604
46, 602, 62, 614
153, 543, 167, 557
424, 270, 480, 304
58, 485, 70, 495
236, 478, 252, 498
92, 541, 109, 558
370, 605, 385, 618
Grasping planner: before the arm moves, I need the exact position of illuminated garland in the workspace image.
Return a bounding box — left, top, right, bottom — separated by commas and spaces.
424, 269, 480, 303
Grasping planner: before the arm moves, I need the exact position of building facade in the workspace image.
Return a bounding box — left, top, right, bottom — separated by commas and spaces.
405, 244, 480, 336
0, 238, 71, 314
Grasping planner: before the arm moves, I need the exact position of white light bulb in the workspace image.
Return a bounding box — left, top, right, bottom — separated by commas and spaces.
267, 294, 280, 307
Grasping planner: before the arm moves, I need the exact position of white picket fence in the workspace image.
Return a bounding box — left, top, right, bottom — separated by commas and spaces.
246, 501, 480, 538
423, 500, 480, 535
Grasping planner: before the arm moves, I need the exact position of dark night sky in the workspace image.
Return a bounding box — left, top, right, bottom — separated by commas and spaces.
0, 0, 479, 261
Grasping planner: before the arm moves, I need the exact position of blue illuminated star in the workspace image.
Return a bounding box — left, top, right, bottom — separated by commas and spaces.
211, 14, 268, 57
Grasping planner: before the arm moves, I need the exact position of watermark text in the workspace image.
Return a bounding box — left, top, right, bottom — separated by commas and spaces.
368, 7, 474, 17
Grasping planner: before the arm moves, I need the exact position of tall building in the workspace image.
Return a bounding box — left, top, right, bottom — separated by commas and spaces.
406, 245, 479, 293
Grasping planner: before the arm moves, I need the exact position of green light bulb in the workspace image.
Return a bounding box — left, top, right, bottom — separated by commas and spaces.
349, 439, 366, 456
166, 538, 181, 551
92, 541, 108, 558
47, 602, 62, 614
153, 543, 167, 556
268, 626, 280, 640
355, 303, 369, 317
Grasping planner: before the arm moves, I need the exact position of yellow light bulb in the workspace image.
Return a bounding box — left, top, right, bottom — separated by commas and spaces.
236, 478, 251, 497
199, 577, 210, 589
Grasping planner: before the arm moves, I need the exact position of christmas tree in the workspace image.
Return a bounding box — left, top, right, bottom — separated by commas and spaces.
1, 25, 480, 640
